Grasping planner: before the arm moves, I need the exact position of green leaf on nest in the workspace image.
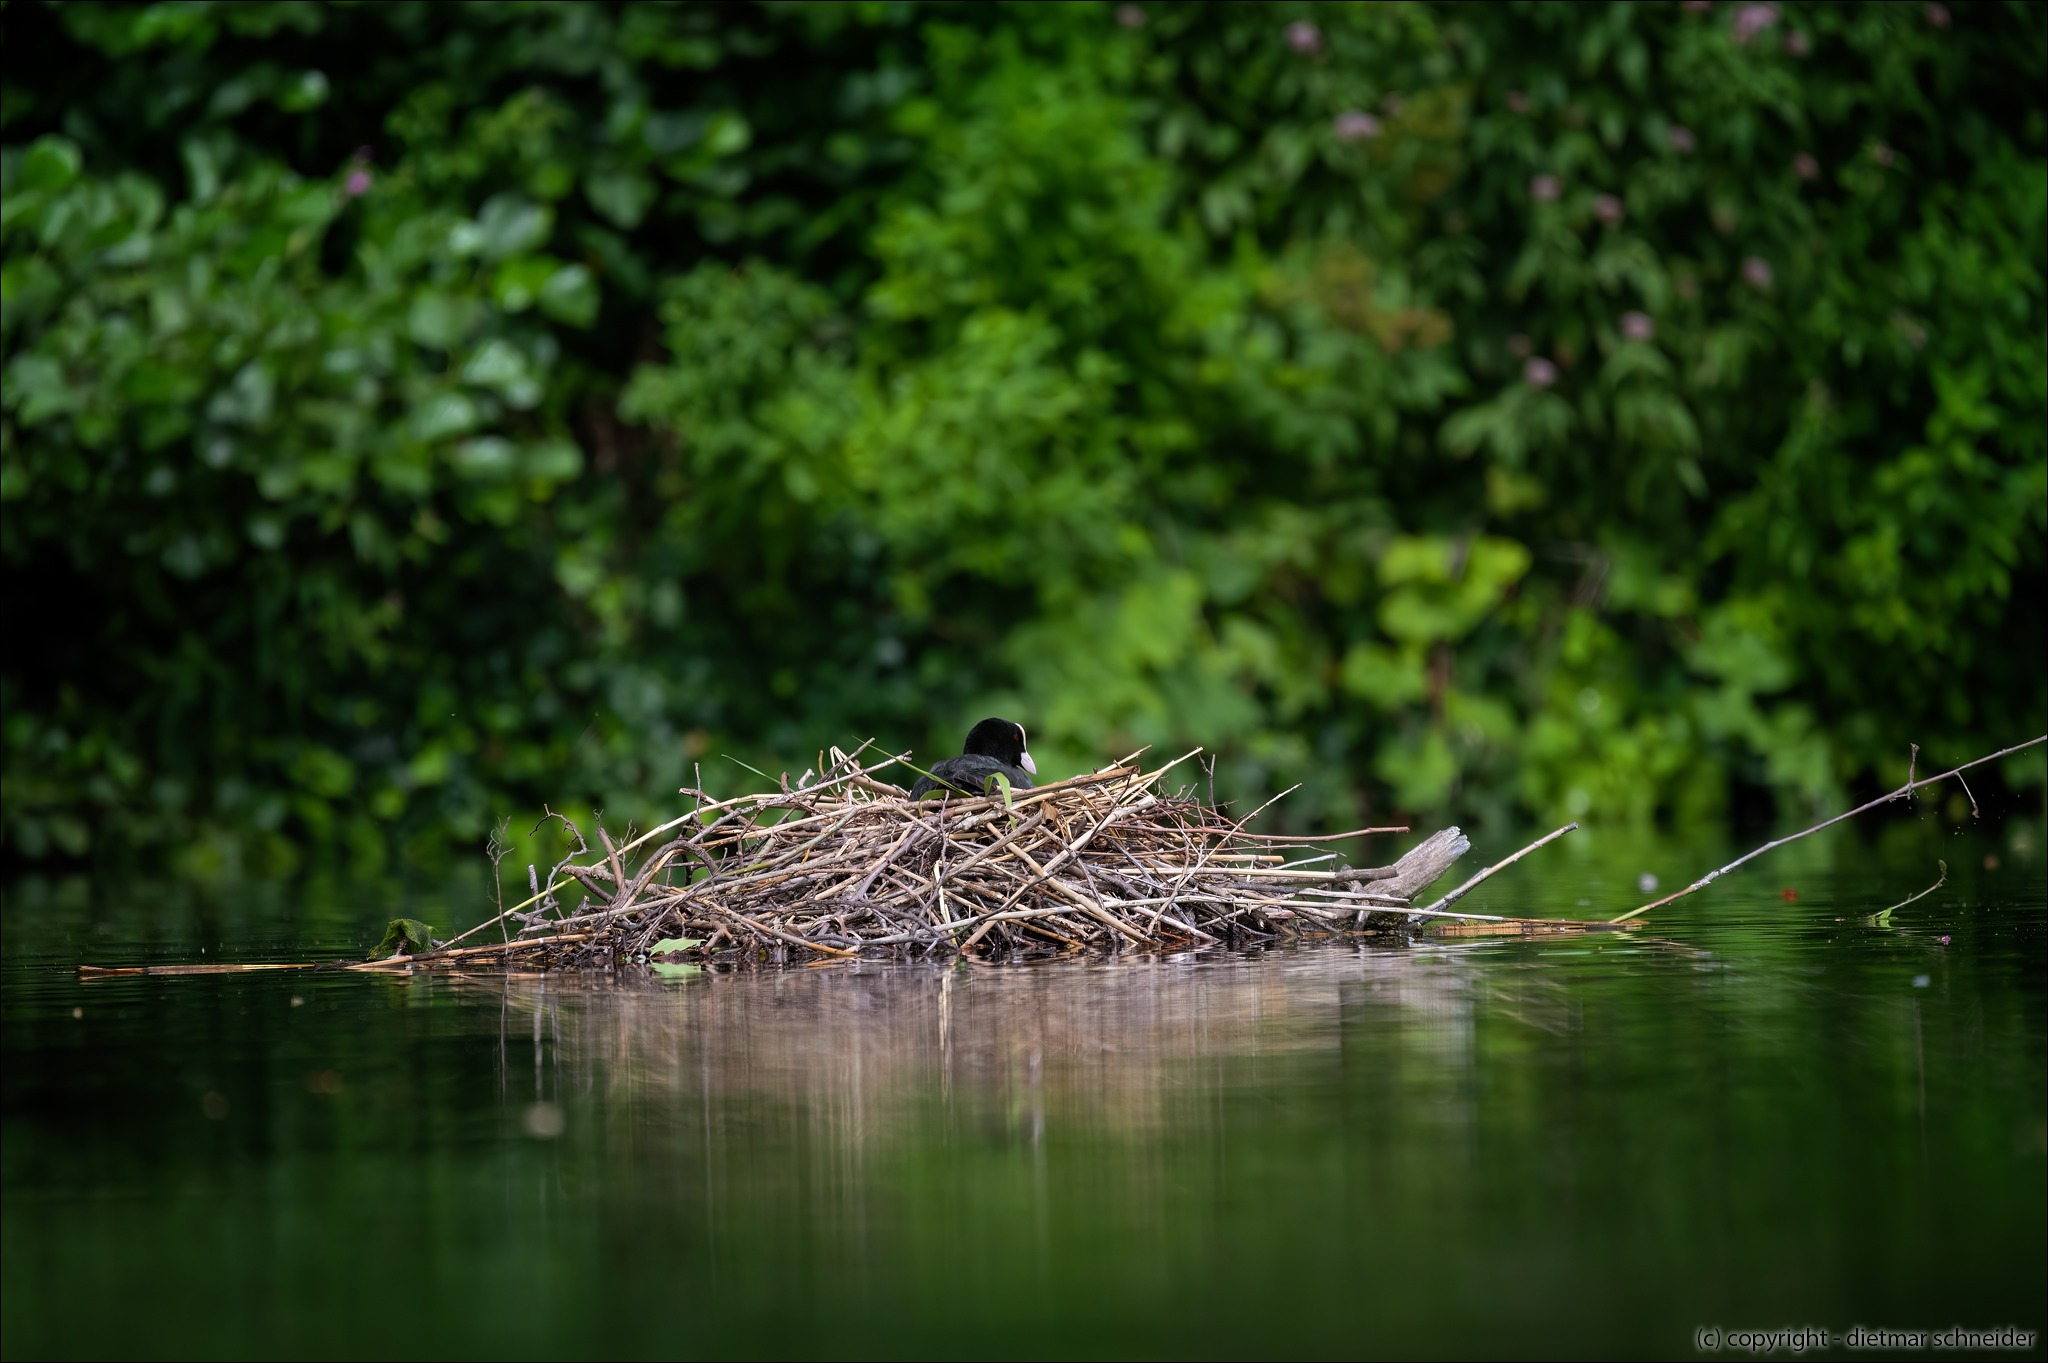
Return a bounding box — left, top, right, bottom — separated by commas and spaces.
371, 918, 438, 959
649, 937, 703, 956
652, 961, 703, 979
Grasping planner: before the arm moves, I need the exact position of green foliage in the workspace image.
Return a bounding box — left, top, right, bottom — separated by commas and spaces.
2, 1, 2042, 867
371, 917, 437, 959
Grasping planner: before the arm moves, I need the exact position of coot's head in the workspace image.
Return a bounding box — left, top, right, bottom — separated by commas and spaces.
962, 717, 1036, 775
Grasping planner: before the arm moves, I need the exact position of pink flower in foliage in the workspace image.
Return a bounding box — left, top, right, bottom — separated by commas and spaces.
1731, 4, 1780, 44
1785, 29, 1811, 56
1524, 357, 1559, 388
1741, 256, 1774, 290
1116, 5, 1145, 27
1793, 152, 1819, 180
1505, 89, 1530, 114
1593, 193, 1625, 225
1621, 311, 1655, 342
344, 148, 374, 198
1530, 174, 1562, 202
1334, 111, 1381, 142
1285, 21, 1323, 54
1871, 142, 1895, 167
1925, 3, 1951, 28
1668, 125, 1696, 153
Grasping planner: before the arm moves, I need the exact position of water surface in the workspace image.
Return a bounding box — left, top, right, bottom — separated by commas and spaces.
5, 821, 2044, 1359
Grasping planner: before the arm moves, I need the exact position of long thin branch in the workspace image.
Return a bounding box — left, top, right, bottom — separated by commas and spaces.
1415, 823, 1578, 917
1219, 824, 1411, 843
1611, 734, 2045, 923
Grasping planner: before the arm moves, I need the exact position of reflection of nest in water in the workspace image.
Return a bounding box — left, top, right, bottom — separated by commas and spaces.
456, 746, 1502, 968
458, 947, 1497, 1142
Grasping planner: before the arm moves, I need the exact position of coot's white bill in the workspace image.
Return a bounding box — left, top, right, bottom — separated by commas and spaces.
1020, 750, 1037, 775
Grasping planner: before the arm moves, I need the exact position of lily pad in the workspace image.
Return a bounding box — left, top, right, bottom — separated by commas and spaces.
371, 917, 438, 959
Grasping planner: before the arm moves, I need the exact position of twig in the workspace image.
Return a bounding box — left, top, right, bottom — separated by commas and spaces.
1611, 734, 2046, 923
358, 933, 592, 967
487, 817, 513, 946
716, 906, 859, 957
1219, 825, 1410, 843
1875, 861, 1947, 919
77, 933, 595, 977
937, 810, 1046, 883
599, 826, 628, 908
1414, 823, 1578, 917
1229, 783, 1303, 831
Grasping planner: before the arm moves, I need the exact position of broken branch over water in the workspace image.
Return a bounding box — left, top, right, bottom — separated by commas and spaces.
1415, 822, 1578, 919
1610, 734, 2046, 924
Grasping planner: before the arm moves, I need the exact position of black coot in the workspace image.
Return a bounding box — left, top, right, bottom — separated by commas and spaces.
911, 718, 1037, 799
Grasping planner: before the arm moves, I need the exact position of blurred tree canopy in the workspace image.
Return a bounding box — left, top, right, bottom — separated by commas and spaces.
3, 0, 2043, 872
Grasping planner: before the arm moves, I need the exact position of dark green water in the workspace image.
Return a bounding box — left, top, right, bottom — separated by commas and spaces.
5, 820, 2045, 1360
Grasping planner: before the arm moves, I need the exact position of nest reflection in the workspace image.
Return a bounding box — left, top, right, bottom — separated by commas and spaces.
448, 946, 1500, 1145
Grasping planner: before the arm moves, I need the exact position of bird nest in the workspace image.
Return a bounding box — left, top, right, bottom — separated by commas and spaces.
84, 736, 2042, 979
416, 745, 1616, 968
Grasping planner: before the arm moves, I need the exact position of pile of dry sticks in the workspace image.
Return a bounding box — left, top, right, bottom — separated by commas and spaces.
77, 735, 2041, 979
433, 743, 1613, 967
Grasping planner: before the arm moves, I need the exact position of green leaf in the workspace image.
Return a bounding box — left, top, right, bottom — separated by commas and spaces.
451, 436, 518, 479
493, 256, 558, 312
703, 110, 752, 158
586, 168, 655, 229
476, 194, 552, 261
290, 745, 355, 799
410, 391, 481, 443
460, 339, 538, 404
371, 918, 438, 959
652, 961, 704, 978
20, 137, 82, 193
537, 264, 599, 328
277, 70, 330, 113
649, 937, 703, 955
408, 294, 482, 350
1340, 643, 1429, 709
521, 439, 583, 483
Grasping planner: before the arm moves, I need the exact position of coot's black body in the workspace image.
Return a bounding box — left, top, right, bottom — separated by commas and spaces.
911, 718, 1037, 799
